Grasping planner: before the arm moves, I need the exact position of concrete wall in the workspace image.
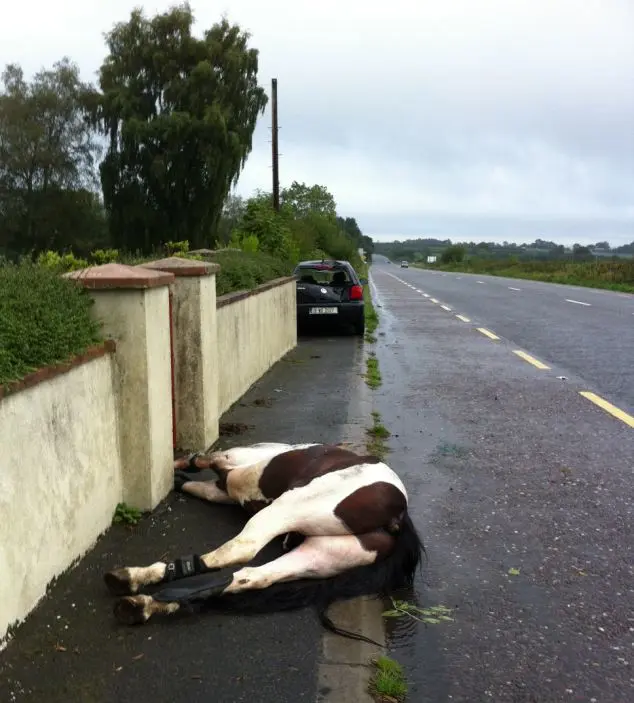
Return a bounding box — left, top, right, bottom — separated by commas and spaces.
0, 267, 298, 644
217, 277, 297, 414
170, 273, 219, 451
0, 350, 122, 643
90, 287, 174, 510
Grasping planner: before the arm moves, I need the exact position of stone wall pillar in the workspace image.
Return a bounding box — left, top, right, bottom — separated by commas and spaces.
139, 257, 221, 451
65, 264, 175, 511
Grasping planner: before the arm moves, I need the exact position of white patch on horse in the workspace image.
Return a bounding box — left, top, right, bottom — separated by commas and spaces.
224, 534, 380, 593
116, 562, 167, 593
209, 443, 318, 472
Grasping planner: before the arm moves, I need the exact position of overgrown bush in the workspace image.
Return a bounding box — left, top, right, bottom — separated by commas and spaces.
204, 250, 293, 296
0, 262, 102, 386
36, 250, 89, 272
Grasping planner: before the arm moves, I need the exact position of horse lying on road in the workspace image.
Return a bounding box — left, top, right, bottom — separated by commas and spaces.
104, 442, 424, 634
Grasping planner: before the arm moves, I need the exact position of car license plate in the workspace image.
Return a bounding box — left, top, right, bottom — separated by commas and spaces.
309, 307, 338, 315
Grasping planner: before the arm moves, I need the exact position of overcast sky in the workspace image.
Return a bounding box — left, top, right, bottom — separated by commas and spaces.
2, 0, 633, 245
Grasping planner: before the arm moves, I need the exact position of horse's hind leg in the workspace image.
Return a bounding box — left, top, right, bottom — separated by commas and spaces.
104, 499, 296, 596
113, 532, 392, 625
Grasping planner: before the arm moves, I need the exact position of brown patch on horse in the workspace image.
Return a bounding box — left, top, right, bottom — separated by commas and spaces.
258, 445, 380, 500
212, 464, 230, 492
356, 530, 396, 558
334, 482, 407, 535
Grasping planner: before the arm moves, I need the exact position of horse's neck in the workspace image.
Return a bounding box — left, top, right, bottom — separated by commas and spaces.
224, 443, 319, 470
226, 459, 273, 504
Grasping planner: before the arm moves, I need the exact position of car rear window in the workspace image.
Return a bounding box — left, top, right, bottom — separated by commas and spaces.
296, 266, 352, 285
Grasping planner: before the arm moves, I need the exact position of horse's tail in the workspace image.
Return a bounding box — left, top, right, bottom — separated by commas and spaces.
195, 512, 424, 642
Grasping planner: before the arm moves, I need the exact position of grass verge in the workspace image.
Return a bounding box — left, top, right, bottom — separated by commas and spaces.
369, 655, 408, 702
414, 258, 634, 294
359, 262, 379, 343
364, 286, 379, 343
365, 354, 382, 389
366, 410, 390, 459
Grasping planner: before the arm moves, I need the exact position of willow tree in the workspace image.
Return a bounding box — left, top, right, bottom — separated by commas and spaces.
86, 4, 267, 252
0, 59, 102, 255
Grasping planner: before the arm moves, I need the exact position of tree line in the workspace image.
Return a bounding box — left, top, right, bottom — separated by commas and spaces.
0, 3, 372, 266
375, 237, 634, 265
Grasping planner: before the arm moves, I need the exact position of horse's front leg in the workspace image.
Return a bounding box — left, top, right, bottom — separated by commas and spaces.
104, 500, 293, 596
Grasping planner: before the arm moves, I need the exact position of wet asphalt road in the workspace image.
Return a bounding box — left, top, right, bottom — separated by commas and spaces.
0, 332, 368, 703
370, 264, 634, 702
381, 262, 634, 414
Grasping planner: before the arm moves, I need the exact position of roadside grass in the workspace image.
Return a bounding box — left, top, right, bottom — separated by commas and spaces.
367, 410, 390, 459
364, 287, 379, 343
369, 655, 408, 702
413, 258, 634, 294
113, 502, 143, 526
365, 354, 382, 389
359, 262, 379, 343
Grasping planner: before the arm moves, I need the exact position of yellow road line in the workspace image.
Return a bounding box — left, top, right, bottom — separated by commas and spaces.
430, 298, 439, 304
477, 327, 499, 340
456, 314, 471, 322
513, 350, 550, 370
579, 392, 634, 428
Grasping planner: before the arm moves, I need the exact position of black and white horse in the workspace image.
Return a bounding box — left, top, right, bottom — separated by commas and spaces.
104, 443, 424, 636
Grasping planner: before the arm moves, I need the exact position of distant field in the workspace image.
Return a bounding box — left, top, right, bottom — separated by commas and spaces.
415, 258, 634, 293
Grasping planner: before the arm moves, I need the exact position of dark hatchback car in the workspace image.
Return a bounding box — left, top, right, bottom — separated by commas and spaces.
293, 259, 367, 335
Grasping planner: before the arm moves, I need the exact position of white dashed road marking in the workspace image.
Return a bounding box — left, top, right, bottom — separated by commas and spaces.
565, 299, 591, 306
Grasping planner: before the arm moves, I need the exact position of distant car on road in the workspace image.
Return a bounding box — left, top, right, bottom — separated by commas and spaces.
293, 259, 367, 335
401, 260, 409, 268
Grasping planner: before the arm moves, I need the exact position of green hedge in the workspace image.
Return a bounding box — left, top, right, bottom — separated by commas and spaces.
204, 250, 293, 296
0, 263, 102, 386
33, 246, 294, 297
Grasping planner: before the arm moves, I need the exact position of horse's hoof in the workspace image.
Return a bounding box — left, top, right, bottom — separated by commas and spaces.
114, 596, 148, 625
104, 568, 135, 596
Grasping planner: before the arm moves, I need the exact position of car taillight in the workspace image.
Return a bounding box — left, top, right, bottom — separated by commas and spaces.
349, 285, 363, 300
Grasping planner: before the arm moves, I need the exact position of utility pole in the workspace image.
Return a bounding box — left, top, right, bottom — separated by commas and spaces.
271, 78, 280, 212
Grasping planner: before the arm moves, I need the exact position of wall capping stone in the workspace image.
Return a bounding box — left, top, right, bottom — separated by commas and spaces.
0, 340, 116, 402
138, 257, 220, 277
216, 276, 297, 309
